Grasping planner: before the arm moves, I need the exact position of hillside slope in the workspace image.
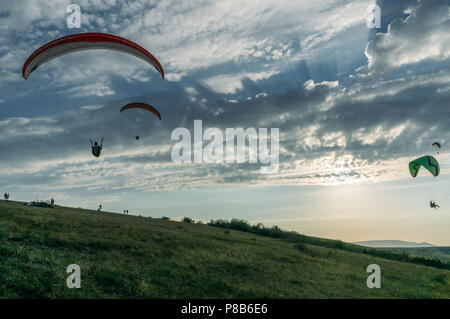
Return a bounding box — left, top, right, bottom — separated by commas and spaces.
0, 200, 448, 298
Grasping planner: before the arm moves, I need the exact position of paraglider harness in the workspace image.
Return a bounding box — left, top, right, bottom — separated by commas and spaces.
90, 138, 103, 157
430, 201, 440, 209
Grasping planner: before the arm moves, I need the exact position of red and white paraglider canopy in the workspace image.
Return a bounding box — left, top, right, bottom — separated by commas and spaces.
22, 32, 164, 80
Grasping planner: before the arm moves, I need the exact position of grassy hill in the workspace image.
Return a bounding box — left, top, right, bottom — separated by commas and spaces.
0, 200, 448, 298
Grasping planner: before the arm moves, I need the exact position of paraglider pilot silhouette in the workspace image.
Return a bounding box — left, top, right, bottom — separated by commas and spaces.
430, 201, 440, 209
90, 138, 103, 157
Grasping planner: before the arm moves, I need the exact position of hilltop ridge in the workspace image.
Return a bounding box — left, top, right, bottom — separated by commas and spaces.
354, 240, 437, 248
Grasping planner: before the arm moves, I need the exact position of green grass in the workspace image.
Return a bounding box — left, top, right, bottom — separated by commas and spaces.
0, 200, 448, 298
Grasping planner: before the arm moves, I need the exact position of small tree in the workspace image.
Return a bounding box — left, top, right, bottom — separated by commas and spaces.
183, 217, 194, 224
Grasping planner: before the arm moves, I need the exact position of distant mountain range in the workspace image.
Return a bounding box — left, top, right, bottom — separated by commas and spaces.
353, 240, 437, 248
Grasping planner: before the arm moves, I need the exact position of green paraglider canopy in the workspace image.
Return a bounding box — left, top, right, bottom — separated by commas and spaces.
409, 155, 440, 178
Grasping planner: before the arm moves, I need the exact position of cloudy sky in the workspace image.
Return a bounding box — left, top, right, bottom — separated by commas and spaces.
1, 0, 449, 245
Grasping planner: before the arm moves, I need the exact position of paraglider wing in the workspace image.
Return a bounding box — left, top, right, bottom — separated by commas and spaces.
119, 102, 161, 120
22, 33, 164, 80
408, 155, 440, 178
432, 142, 441, 148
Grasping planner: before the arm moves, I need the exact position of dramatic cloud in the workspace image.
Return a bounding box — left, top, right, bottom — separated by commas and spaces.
0, 0, 449, 204
365, 0, 450, 72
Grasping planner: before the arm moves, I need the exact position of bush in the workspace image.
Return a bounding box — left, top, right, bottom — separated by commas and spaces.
183, 217, 194, 224
24, 200, 54, 208
207, 218, 450, 270
229, 219, 252, 232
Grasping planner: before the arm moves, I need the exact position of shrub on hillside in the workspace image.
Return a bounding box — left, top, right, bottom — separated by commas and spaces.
24, 200, 54, 208
183, 217, 194, 223
207, 218, 450, 270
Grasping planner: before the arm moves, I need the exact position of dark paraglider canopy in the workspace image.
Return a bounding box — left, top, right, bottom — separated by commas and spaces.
432, 142, 441, 149
432, 142, 441, 154
119, 102, 162, 120
22, 33, 164, 80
